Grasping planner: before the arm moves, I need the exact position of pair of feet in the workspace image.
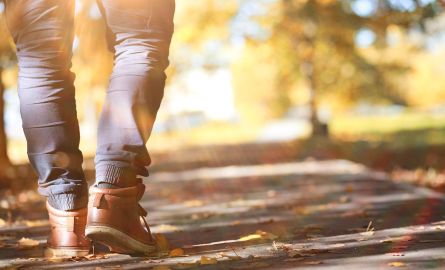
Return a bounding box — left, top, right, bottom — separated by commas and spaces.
45, 183, 156, 258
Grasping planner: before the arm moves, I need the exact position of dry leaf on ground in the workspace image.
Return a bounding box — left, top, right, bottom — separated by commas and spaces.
18, 237, 39, 248
169, 248, 184, 257
200, 256, 218, 265
25, 219, 50, 227
238, 230, 278, 242
183, 200, 204, 207
388, 261, 406, 267
153, 224, 179, 233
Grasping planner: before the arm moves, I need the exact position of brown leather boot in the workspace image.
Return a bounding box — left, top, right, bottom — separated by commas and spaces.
45, 202, 91, 258
85, 183, 156, 255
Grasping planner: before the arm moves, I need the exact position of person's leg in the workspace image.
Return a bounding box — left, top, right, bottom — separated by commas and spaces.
94, 0, 175, 188
5, 0, 87, 211
5, 0, 90, 257
86, 0, 175, 254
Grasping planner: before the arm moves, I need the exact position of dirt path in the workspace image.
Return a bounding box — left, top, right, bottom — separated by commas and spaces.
1, 159, 445, 269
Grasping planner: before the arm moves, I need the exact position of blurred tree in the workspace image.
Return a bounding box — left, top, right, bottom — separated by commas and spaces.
270, 0, 442, 137
0, 0, 16, 186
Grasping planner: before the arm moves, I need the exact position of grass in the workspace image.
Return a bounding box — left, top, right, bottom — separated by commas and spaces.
331, 111, 445, 137
7, 111, 445, 164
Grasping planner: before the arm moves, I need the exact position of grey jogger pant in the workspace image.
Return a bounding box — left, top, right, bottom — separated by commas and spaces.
5, 0, 175, 210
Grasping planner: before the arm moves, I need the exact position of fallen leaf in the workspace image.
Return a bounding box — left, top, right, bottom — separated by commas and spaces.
153, 224, 179, 233
25, 220, 49, 227
183, 200, 204, 207
238, 234, 262, 241
388, 262, 406, 267
18, 237, 39, 248
238, 230, 278, 242
169, 248, 184, 257
200, 256, 217, 265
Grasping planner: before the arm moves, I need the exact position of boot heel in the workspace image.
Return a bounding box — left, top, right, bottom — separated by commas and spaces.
86, 225, 156, 255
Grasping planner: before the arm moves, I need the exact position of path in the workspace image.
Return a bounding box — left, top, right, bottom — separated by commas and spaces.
1, 159, 445, 269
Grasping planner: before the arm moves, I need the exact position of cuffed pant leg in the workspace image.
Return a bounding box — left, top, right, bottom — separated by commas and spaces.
5, 0, 87, 210
95, 0, 175, 187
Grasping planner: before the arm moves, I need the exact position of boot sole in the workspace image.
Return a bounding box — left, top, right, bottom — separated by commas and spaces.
85, 225, 156, 255
45, 247, 90, 258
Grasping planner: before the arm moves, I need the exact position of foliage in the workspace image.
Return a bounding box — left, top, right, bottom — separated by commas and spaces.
268, 0, 443, 114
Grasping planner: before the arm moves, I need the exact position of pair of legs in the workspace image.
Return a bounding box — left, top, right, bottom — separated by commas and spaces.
5, 0, 175, 210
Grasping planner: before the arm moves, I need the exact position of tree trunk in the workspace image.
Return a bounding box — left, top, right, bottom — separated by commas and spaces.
0, 67, 12, 189
301, 0, 328, 138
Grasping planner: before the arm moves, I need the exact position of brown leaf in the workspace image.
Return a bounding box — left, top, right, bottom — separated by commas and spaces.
200, 256, 218, 265
183, 200, 204, 207
169, 248, 184, 257
18, 237, 39, 248
238, 230, 278, 242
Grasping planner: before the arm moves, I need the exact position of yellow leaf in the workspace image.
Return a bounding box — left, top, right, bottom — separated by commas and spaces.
388, 262, 406, 267
238, 234, 262, 241
0, 218, 6, 227
18, 237, 39, 248
256, 230, 278, 240
25, 220, 50, 227
238, 230, 278, 241
154, 224, 179, 233
183, 200, 204, 207
200, 256, 217, 265
169, 248, 184, 257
